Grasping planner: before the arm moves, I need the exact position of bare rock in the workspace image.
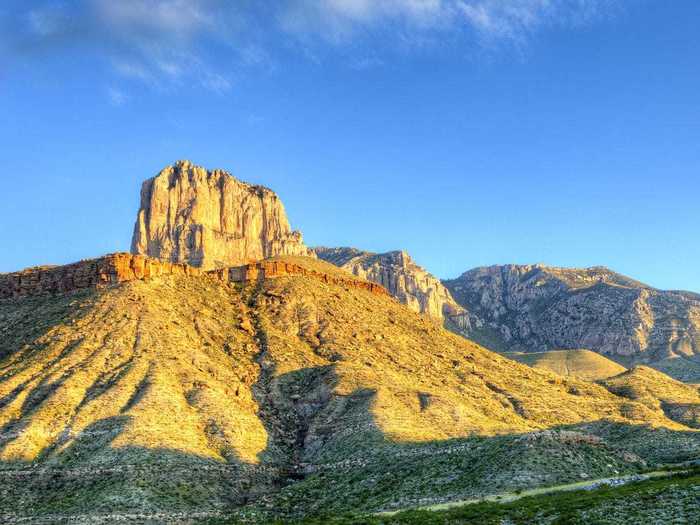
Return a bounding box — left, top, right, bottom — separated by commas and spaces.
314, 247, 463, 320
131, 160, 313, 269
444, 264, 700, 366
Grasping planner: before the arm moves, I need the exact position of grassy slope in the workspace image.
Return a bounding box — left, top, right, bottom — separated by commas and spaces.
505, 349, 627, 381
601, 366, 700, 429
0, 275, 268, 518
0, 256, 698, 522
643, 355, 700, 384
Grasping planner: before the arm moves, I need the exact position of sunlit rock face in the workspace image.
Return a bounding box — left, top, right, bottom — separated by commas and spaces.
314, 247, 464, 320
444, 264, 700, 364
131, 160, 313, 270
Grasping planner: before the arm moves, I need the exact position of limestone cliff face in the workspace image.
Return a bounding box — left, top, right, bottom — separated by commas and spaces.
314, 247, 464, 320
444, 265, 700, 365
131, 160, 313, 269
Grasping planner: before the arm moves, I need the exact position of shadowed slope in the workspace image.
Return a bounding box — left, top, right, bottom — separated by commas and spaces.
243, 265, 700, 517
0, 275, 273, 520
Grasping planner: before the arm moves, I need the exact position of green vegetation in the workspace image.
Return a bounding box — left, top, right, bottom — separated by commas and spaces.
286, 468, 700, 524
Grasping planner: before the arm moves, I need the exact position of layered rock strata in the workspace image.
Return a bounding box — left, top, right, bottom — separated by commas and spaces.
131, 160, 313, 270
0, 253, 200, 299
0, 255, 388, 300
212, 260, 389, 296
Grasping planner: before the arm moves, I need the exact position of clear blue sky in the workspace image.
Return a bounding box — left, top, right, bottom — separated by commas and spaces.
1, 1, 699, 291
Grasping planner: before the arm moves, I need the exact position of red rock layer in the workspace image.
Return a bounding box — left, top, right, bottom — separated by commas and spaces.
209, 260, 390, 297
1, 255, 389, 300
0, 253, 200, 299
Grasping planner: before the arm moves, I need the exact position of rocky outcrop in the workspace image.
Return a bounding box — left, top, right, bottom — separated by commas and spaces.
0, 253, 201, 299
0, 254, 388, 300
131, 160, 313, 270
444, 264, 700, 365
314, 247, 463, 319
211, 260, 390, 297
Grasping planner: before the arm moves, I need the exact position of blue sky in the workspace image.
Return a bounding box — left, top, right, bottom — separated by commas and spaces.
1, 1, 699, 291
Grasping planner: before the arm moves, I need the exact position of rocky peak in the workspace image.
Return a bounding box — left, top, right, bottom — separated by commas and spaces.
444, 264, 700, 380
131, 161, 313, 270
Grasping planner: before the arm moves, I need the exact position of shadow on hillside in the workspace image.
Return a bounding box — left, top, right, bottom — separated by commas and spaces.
661, 401, 700, 430
242, 360, 700, 518
0, 361, 698, 521
0, 290, 699, 521
0, 289, 100, 376
0, 415, 277, 519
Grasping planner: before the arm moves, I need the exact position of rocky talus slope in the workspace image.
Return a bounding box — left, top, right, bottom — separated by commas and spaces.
131, 160, 313, 270
444, 264, 700, 381
314, 247, 464, 320
0, 256, 698, 522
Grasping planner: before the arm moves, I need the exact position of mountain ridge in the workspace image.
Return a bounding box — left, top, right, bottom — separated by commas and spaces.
314, 246, 465, 320
444, 263, 700, 381
1, 161, 699, 522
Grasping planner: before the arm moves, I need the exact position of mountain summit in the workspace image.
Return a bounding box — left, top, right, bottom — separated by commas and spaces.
131, 161, 313, 270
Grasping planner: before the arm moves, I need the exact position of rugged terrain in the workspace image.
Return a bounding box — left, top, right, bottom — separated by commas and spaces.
2, 163, 699, 522
0, 255, 699, 522
444, 264, 700, 381
131, 161, 313, 270
314, 247, 464, 320
601, 366, 700, 429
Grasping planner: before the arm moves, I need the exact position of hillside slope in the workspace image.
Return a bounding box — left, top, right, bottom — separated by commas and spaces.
0, 256, 698, 522
505, 350, 627, 381
444, 264, 700, 381
601, 366, 700, 429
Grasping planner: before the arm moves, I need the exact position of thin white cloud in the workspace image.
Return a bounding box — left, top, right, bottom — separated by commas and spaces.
200, 72, 233, 94
349, 55, 385, 70
456, 0, 616, 42
282, 0, 617, 42
107, 86, 128, 106
28, 9, 62, 36
112, 60, 154, 83
6, 0, 620, 89
92, 0, 215, 40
